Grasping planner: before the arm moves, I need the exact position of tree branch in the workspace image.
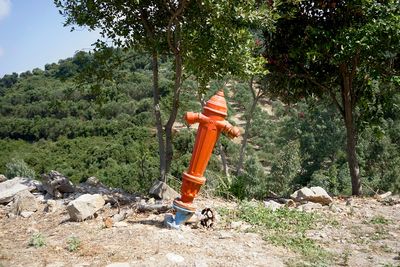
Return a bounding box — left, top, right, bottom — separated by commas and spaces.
295, 65, 344, 116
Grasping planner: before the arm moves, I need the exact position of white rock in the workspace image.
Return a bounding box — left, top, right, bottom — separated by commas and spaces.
0, 177, 30, 204
0, 174, 6, 183
290, 187, 315, 202
166, 253, 185, 263
291, 186, 333, 205
11, 190, 38, 215
45, 199, 61, 213
20, 211, 35, 218
263, 200, 283, 211
105, 263, 131, 267
46, 262, 66, 267
66, 194, 105, 221
149, 180, 179, 200
230, 221, 243, 229
113, 221, 128, 228
194, 260, 208, 267
297, 202, 323, 212
309, 186, 333, 205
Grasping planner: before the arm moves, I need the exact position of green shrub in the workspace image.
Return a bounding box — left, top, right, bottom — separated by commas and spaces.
29, 233, 46, 248
6, 158, 36, 179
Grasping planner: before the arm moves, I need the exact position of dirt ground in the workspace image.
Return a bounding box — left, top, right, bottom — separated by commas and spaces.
0, 196, 399, 267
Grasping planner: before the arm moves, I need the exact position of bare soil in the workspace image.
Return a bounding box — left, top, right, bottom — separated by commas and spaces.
0, 196, 399, 267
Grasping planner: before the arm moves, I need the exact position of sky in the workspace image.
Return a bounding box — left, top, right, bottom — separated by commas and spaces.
0, 0, 101, 76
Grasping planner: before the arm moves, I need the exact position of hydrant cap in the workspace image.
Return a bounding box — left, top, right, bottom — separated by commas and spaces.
203, 90, 227, 117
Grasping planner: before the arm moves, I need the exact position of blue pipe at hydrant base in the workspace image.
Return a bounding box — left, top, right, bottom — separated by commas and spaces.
164, 202, 195, 230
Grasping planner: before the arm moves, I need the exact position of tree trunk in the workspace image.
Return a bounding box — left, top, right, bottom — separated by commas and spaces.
341, 74, 361, 195
165, 52, 183, 174
151, 50, 166, 182
236, 78, 258, 176
218, 141, 229, 177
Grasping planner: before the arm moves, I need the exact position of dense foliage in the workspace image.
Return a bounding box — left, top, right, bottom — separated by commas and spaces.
1, 12, 399, 197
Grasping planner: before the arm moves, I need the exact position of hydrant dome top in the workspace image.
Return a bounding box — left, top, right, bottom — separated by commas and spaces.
203, 90, 228, 117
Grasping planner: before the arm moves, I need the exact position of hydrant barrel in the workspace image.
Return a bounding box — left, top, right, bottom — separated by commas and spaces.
174, 90, 240, 211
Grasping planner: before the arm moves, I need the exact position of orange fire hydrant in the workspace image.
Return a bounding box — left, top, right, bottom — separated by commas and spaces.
166, 90, 240, 229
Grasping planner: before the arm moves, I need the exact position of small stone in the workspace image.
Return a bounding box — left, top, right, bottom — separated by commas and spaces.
20, 211, 35, 218
104, 217, 113, 228
85, 176, 100, 186
297, 202, 322, 212
0, 174, 7, 183
263, 200, 283, 211
112, 213, 126, 223
166, 253, 185, 263
194, 260, 208, 267
147, 198, 155, 205
45, 199, 60, 213
46, 262, 66, 267
329, 204, 341, 212
105, 263, 131, 267
218, 231, 233, 239
230, 221, 243, 229
113, 221, 128, 228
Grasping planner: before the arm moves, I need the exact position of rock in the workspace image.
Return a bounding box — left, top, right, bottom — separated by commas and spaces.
42, 170, 75, 198
297, 202, 323, 212
194, 260, 208, 267
11, 190, 38, 215
375, 191, 392, 200
149, 180, 179, 200
0, 174, 6, 183
0, 177, 30, 204
85, 176, 100, 186
66, 194, 105, 221
46, 262, 66, 267
104, 217, 113, 228
309, 186, 333, 205
113, 221, 128, 228
329, 203, 341, 213
290, 186, 332, 205
147, 197, 156, 205
230, 221, 243, 229
218, 231, 234, 239
290, 187, 315, 202
263, 200, 283, 211
76, 181, 137, 205
20, 211, 35, 218
166, 253, 185, 263
44, 199, 61, 213
105, 263, 131, 267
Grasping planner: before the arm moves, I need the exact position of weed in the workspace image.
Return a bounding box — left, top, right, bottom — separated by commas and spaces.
222, 201, 332, 265
380, 244, 393, 253
370, 215, 390, 225
28, 233, 46, 248
371, 225, 389, 240
67, 236, 81, 252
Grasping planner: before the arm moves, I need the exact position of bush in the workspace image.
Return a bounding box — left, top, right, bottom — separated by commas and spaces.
5, 158, 36, 179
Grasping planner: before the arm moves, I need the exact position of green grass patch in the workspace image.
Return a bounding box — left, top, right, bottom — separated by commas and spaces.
370, 215, 390, 225
28, 233, 46, 248
219, 201, 332, 266
67, 236, 81, 252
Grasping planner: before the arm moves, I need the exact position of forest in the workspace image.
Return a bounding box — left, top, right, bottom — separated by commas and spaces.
0, 0, 399, 199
